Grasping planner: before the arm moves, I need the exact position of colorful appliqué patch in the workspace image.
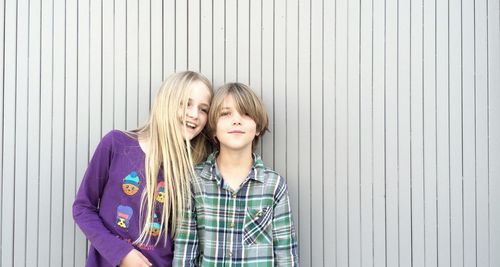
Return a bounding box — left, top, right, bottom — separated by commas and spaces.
155, 181, 165, 203
116, 205, 133, 228
149, 213, 161, 237
122, 171, 141, 196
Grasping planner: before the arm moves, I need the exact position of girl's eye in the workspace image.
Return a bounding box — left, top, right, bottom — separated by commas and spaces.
200, 108, 208, 113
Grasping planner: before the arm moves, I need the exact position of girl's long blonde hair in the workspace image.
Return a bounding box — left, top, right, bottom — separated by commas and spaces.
131, 71, 213, 245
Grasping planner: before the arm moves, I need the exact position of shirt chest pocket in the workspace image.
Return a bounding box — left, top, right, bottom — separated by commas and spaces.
243, 206, 273, 245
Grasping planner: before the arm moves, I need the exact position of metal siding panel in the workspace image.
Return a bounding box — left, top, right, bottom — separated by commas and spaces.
274, 0, 286, 178
436, 0, 451, 265
51, 0, 66, 264
297, 0, 311, 264
336, 0, 349, 264
102, 0, 114, 134
310, 0, 323, 264
261, 0, 273, 166
138, 0, 150, 124
25, 0, 42, 264
398, 0, 413, 264
225, 0, 237, 82
14, 0, 29, 264
2, 0, 17, 265
385, 0, 399, 264
212, 0, 224, 86
126, 0, 139, 129
200, 0, 212, 80
188, 0, 200, 71
114, 0, 127, 130
285, 0, 301, 262
323, 0, 337, 264
359, 0, 374, 264
163, 0, 175, 77
0, 0, 3, 259
176, 0, 187, 70
38, 0, 54, 264
237, 0, 249, 84
462, 0, 477, 265
449, 0, 464, 264
75, 1, 91, 264
410, 0, 425, 264
347, 0, 362, 265
89, 0, 103, 169
423, 0, 438, 265
151, 0, 162, 96
249, 0, 262, 156
62, 0, 78, 265
474, 0, 490, 265
488, 1, 500, 266
372, 0, 387, 264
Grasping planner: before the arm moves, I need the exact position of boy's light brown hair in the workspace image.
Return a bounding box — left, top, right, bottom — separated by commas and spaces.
208, 82, 269, 150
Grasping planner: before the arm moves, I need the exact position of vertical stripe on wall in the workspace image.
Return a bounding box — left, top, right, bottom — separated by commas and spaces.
1, 0, 499, 266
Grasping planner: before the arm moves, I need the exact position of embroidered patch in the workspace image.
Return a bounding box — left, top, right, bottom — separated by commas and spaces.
149, 213, 161, 237
116, 205, 133, 228
155, 181, 165, 203
122, 171, 141, 196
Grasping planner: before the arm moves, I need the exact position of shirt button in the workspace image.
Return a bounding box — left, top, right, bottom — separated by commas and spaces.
256, 210, 263, 216
230, 222, 235, 228
228, 251, 233, 257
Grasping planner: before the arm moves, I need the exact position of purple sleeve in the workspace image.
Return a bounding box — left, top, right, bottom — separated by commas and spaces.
72, 131, 134, 266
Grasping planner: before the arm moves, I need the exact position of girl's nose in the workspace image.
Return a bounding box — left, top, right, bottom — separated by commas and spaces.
186, 106, 198, 119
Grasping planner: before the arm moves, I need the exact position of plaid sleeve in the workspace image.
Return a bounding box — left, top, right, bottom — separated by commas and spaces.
272, 176, 299, 266
173, 199, 199, 267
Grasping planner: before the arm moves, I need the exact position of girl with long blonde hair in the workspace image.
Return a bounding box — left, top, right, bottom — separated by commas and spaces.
73, 71, 213, 267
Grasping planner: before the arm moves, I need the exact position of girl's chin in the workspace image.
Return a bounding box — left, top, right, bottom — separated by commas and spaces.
183, 129, 200, 141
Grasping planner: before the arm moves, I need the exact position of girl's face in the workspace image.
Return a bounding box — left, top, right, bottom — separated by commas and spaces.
215, 95, 258, 153
180, 80, 211, 140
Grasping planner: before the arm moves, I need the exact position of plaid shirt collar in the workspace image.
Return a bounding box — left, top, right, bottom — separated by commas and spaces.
198, 151, 267, 183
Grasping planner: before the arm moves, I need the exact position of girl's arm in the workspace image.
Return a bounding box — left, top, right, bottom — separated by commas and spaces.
272, 176, 299, 266
72, 131, 135, 266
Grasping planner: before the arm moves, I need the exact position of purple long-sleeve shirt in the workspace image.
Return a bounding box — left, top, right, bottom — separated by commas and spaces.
73, 130, 173, 266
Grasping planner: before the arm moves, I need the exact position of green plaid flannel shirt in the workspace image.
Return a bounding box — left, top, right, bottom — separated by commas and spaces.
173, 152, 299, 266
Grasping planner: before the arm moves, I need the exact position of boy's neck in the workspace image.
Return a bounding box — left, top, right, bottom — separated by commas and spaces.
216, 148, 254, 191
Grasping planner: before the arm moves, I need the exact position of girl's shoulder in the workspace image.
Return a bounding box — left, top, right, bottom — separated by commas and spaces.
99, 130, 139, 150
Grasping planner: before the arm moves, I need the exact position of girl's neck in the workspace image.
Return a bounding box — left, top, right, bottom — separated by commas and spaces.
137, 132, 149, 154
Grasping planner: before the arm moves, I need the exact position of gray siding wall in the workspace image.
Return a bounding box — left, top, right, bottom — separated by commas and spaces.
1, 0, 499, 266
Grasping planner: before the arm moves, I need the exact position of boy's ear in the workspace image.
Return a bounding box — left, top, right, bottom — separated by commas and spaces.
256, 132, 260, 136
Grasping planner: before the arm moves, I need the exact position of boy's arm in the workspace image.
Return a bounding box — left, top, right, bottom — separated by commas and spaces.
272, 176, 299, 266
72, 132, 134, 266
173, 199, 199, 267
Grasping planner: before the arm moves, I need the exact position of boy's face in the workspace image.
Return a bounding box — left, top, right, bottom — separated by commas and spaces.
215, 95, 258, 153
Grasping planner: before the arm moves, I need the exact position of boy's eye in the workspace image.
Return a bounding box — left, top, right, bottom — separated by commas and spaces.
220, 111, 230, 117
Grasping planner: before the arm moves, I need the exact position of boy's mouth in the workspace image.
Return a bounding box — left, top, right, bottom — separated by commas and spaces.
228, 130, 245, 134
